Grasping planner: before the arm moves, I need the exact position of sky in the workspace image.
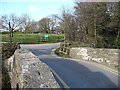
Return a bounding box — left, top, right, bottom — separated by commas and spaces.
0, 0, 75, 21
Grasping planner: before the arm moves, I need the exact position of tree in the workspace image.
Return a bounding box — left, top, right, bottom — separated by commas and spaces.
1, 14, 26, 42
25, 20, 37, 33
94, 2, 119, 48
19, 14, 31, 33
39, 18, 50, 33
62, 12, 77, 42
74, 2, 95, 46
53, 8, 78, 42
106, 2, 120, 48
38, 17, 57, 34
72, 1, 119, 48
48, 15, 58, 33
19, 14, 38, 34
52, 14, 65, 34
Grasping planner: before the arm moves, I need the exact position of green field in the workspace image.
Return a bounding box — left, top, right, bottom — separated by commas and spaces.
2, 32, 64, 44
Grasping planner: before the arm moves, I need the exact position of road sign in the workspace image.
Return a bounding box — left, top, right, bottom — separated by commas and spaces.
44, 34, 48, 38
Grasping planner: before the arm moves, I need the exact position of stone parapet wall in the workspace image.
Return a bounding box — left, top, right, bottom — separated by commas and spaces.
70, 47, 119, 65
0, 37, 1, 89
7, 49, 59, 88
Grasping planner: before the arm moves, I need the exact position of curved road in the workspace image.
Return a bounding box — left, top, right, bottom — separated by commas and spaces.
21, 43, 119, 88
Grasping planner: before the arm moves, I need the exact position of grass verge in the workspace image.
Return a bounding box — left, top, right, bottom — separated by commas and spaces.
2, 33, 64, 44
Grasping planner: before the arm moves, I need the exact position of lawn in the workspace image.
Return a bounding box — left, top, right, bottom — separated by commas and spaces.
2, 32, 64, 44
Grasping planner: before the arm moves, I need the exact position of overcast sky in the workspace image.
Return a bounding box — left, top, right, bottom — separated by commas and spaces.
0, 0, 75, 21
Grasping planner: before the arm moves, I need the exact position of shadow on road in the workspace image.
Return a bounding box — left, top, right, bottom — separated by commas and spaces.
41, 58, 118, 88
28, 48, 119, 88
28, 48, 53, 56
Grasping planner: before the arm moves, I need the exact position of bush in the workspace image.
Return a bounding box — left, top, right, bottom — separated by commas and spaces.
2, 42, 18, 60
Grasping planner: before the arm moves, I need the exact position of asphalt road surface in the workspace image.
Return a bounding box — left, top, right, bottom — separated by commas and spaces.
21, 43, 119, 88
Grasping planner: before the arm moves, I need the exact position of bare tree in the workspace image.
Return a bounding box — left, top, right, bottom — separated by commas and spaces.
1, 14, 26, 42
39, 18, 48, 33
25, 20, 37, 33
48, 15, 58, 33
53, 8, 77, 42
19, 14, 31, 33
39, 17, 56, 34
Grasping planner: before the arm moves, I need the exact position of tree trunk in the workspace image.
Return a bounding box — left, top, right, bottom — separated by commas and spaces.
11, 30, 13, 37
9, 31, 12, 43
8, 22, 13, 41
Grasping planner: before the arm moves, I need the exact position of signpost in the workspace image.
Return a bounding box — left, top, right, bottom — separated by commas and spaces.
44, 34, 48, 38
44, 34, 48, 41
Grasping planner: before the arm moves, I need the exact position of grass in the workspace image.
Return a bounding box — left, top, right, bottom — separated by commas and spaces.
2, 32, 64, 44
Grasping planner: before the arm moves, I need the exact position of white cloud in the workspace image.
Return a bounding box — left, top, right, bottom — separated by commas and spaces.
29, 5, 40, 12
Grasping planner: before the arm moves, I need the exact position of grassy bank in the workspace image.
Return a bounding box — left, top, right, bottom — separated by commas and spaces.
2, 32, 64, 44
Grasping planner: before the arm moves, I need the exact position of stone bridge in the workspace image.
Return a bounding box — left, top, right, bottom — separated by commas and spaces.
70, 47, 120, 66
7, 48, 59, 88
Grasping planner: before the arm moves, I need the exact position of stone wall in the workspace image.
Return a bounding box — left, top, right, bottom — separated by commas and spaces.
7, 49, 59, 88
70, 47, 120, 65
0, 46, 2, 89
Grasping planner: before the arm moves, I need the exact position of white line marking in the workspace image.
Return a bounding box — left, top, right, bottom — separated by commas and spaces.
49, 66, 70, 88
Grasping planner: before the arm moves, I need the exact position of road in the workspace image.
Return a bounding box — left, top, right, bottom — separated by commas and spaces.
21, 43, 119, 88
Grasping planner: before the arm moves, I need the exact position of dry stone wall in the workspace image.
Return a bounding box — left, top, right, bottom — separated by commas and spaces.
7, 49, 59, 88
70, 47, 120, 65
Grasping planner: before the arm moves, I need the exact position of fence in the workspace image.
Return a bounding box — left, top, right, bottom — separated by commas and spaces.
59, 42, 71, 55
